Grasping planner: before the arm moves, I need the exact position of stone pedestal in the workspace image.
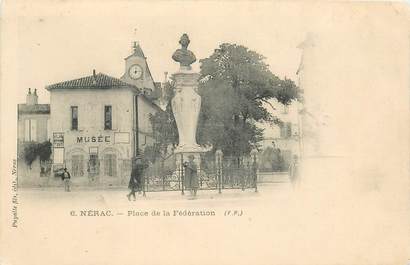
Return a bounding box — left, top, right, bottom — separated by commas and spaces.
171, 69, 202, 154
171, 69, 205, 179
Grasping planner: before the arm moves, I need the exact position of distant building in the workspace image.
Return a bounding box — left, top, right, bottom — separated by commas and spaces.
17, 88, 51, 186
257, 99, 302, 172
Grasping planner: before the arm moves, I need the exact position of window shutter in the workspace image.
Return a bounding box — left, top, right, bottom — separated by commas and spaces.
111, 106, 115, 130
25, 120, 30, 141
31, 119, 37, 141
104, 106, 112, 130
71, 106, 78, 130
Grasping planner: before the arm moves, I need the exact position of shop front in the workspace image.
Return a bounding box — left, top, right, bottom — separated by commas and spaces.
53, 131, 134, 187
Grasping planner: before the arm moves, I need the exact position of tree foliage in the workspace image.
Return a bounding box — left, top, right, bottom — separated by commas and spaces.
148, 82, 178, 160
21, 140, 52, 167
197, 43, 300, 156
23, 142, 38, 167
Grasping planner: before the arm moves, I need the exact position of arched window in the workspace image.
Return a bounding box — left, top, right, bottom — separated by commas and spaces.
72, 154, 84, 177
67, 148, 87, 177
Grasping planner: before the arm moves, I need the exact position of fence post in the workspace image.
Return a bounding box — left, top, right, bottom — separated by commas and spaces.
241, 159, 245, 191
162, 175, 165, 191
251, 149, 258, 192
215, 150, 223, 194
180, 153, 184, 195
143, 173, 146, 197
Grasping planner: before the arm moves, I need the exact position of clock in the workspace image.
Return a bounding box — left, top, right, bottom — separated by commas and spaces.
129, 64, 143, 80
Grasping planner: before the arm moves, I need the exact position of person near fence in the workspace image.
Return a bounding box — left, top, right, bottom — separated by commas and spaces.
183, 155, 198, 197
127, 156, 148, 201
61, 167, 71, 192
289, 155, 300, 188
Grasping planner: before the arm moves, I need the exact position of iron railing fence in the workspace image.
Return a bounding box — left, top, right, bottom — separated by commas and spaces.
142, 155, 258, 194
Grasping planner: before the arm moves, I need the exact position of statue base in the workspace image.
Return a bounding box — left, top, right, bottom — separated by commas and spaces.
173, 144, 211, 154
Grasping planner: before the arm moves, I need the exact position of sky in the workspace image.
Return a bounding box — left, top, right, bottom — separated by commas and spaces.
11, 1, 309, 104
3, 0, 409, 158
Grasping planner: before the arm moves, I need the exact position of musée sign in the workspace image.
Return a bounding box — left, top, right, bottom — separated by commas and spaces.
76, 135, 111, 143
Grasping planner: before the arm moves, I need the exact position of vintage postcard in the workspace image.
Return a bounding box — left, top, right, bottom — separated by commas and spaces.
0, 1, 409, 265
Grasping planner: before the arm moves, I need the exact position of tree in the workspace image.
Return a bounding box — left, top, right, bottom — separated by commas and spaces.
21, 140, 52, 168
148, 82, 178, 161
197, 43, 300, 156
38, 140, 52, 162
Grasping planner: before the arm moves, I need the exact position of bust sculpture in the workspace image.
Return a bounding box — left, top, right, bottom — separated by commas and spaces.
172, 34, 196, 69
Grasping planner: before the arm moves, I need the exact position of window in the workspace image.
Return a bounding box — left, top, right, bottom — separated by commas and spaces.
280, 122, 292, 138
88, 147, 99, 177
72, 154, 84, 177
104, 154, 117, 177
24, 119, 37, 141
88, 154, 100, 176
71, 106, 78, 130
104, 105, 112, 130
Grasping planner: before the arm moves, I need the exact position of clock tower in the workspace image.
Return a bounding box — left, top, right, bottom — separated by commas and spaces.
121, 42, 155, 91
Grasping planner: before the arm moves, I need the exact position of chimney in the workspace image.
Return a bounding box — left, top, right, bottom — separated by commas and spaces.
92, 69, 97, 85
26, 88, 38, 105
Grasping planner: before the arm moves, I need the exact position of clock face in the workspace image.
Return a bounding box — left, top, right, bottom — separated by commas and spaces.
129, 64, 143, 80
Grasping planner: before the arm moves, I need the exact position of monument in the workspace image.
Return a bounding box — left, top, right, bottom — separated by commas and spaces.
171, 34, 209, 177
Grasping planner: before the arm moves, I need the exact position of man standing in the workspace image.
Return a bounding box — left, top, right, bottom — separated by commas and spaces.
289, 155, 300, 188
183, 155, 198, 197
62, 167, 71, 192
127, 156, 148, 201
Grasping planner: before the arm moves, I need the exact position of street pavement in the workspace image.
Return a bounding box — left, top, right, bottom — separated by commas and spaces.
18, 181, 293, 208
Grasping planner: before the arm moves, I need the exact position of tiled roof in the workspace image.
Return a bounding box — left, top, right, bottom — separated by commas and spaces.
46, 73, 139, 90
18, 104, 50, 115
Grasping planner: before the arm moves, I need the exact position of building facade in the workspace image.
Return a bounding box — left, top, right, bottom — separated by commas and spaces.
17, 89, 51, 186
46, 43, 163, 186
257, 99, 302, 172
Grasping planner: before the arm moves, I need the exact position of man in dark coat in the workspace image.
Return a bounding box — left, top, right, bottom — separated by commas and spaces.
183, 155, 199, 196
61, 167, 71, 192
127, 156, 148, 201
